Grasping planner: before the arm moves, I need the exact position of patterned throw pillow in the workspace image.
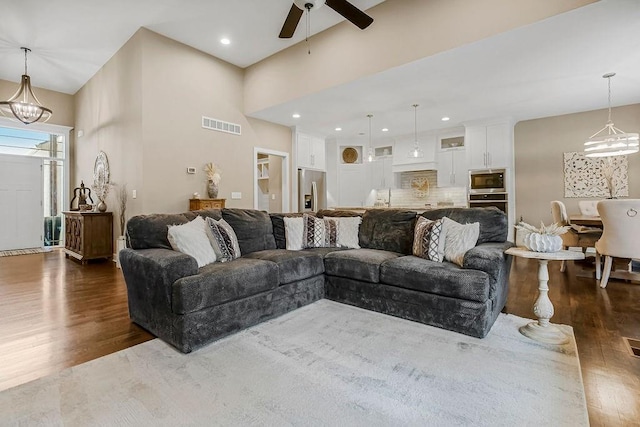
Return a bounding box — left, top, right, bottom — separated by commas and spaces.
412, 216, 446, 262
167, 216, 216, 267
302, 214, 339, 248
283, 217, 304, 251
205, 217, 241, 262
442, 217, 480, 267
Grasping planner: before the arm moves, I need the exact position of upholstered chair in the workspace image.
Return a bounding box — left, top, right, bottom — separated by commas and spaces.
550, 200, 601, 272
595, 199, 640, 288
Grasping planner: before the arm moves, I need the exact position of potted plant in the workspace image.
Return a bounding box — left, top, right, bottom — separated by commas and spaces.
515, 221, 570, 253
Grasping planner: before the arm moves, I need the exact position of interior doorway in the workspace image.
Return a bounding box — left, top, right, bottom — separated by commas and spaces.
253, 148, 290, 213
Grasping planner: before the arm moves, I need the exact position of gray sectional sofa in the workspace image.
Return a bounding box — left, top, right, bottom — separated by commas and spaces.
120, 207, 513, 353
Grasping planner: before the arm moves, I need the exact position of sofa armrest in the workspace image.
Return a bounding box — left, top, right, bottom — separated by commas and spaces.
119, 248, 198, 315
463, 242, 514, 300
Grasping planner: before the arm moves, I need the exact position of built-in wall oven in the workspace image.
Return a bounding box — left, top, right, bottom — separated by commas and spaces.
468, 169, 508, 214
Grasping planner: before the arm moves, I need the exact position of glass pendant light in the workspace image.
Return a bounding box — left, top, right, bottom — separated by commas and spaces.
408, 104, 424, 158
0, 47, 52, 125
584, 73, 639, 157
366, 114, 374, 162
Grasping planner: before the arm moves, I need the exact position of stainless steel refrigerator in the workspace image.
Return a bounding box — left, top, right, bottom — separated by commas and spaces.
298, 169, 326, 212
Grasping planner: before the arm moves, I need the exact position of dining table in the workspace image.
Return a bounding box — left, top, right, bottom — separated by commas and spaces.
569, 214, 603, 228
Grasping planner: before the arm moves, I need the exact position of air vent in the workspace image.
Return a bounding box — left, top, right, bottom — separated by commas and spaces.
624, 337, 640, 358
202, 116, 241, 135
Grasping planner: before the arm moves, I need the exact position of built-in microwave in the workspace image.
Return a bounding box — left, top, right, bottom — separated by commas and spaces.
469, 169, 506, 193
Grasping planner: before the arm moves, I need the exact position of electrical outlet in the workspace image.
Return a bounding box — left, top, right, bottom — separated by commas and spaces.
271, 194, 276, 200
132, 189, 137, 199
231, 192, 242, 200
186, 167, 196, 174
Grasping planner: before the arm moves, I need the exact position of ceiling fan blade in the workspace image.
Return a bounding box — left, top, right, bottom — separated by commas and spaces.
279, 3, 304, 38
326, 0, 374, 30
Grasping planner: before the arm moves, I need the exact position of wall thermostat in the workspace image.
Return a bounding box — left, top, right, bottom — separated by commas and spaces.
187, 167, 196, 174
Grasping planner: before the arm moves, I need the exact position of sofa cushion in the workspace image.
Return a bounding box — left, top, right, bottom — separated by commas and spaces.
380, 256, 490, 303
167, 216, 217, 267
222, 209, 277, 255
172, 258, 278, 314
270, 212, 307, 249
316, 209, 362, 218
205, 217, 241, 262
421, 207, 507, 244
126, 213, 191, 250
244, 249, 324, 285
325, 249, 401, 283
359, 209, 417, 255
303, 247, 352, 258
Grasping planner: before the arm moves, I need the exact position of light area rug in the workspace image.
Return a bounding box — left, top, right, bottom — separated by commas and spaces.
0, 300, 588, 426
0, 247, 50, 257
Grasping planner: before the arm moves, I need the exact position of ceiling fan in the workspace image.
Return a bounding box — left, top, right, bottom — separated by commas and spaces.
279, 0, 374, 39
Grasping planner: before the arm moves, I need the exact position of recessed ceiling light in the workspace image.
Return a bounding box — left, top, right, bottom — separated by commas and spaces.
381, 128, 389, 132
441, 117, 450, 121
292, 113, 301, 118
335, 127, 342, 131
220, 38, 231, 45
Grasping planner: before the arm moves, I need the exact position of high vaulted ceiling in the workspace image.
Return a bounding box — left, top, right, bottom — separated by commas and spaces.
0, 0, 638, 140
0, 0, 385, 95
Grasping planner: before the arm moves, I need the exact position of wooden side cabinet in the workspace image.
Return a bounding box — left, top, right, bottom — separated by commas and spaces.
189, 198, 226, 210
63, 211, 113, 264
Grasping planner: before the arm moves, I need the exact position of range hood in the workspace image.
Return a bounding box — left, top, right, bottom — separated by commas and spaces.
392, 162, 437, 173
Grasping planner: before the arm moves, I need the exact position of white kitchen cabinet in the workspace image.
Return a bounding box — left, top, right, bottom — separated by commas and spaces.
297, 132, 326, 171
437, 149, 467, 187
465, 123, 512, 170
370, 156, 394, 189
339, 166, 369, 207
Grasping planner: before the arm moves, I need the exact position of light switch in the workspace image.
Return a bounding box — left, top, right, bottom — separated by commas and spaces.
271, 194, 276, 200
132, 189, 137, 199
231, 192, 242, 199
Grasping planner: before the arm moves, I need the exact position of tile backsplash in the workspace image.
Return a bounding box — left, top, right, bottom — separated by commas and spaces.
374, 170, 467, 208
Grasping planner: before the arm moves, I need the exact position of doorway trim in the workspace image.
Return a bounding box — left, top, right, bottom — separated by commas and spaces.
253, 147, 290, 213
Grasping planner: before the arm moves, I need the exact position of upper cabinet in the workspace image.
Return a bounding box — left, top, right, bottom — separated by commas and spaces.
465, 122, 513, 170
297, 132, 326, 171
369, 156, 395, 189
437, 149, 467, 188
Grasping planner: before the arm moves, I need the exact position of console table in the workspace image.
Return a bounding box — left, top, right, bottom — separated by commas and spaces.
63, 211, 113, 264
189, 198, 226, 210
505, 247, 584, 345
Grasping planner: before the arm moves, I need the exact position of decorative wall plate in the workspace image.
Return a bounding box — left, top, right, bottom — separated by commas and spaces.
94, 151, 110, 189
342, 147, 358, 164
411, 177, 430, 198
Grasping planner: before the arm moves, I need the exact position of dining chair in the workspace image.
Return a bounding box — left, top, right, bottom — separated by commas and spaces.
578, 200, 600, 217
550, 200, 601, 272
595, 199, 640, 288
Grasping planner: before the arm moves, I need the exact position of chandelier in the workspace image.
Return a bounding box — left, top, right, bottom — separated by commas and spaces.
584, 73, 638, 157
0, 47, 53, 125
408, 104, 424, 158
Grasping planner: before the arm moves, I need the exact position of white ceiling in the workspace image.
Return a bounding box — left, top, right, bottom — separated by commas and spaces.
0, 0, 638, 141
0, 0, 385, 94
252, 0, 640, 139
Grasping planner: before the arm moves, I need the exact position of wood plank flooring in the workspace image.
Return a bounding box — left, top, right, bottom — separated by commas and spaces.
0, 249, 638, 425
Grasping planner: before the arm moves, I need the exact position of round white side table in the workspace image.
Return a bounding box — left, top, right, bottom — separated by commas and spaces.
505, 247, 585, 345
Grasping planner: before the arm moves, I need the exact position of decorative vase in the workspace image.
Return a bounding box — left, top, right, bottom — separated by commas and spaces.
116, 235, 127, 269
523, 232, 562, 253
207, 180, 219, 199
97, 200, 107, 212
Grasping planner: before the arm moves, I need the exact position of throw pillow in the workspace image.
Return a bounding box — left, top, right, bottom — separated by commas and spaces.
442, 217, 480, 267
302, 214, 339, 248
205, 217, 241, 262
283, 217, 304, 251
167, 216, 216, 268
412, 217, 446, 262
333, 216, 361, 249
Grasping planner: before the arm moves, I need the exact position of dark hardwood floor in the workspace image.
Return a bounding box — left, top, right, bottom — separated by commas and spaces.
0, 249, 638, 425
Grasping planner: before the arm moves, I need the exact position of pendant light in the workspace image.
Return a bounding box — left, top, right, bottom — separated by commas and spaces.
584, 73, 638, 157
366, 114, 374, 162
0, 47, 52, 125
408, 104, 424, 158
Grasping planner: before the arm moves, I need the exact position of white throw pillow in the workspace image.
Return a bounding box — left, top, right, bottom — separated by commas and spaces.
167, 216, 216, 267
283, 217, 304, 250
442, 217, 480, 267
333, 216, 361, 249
